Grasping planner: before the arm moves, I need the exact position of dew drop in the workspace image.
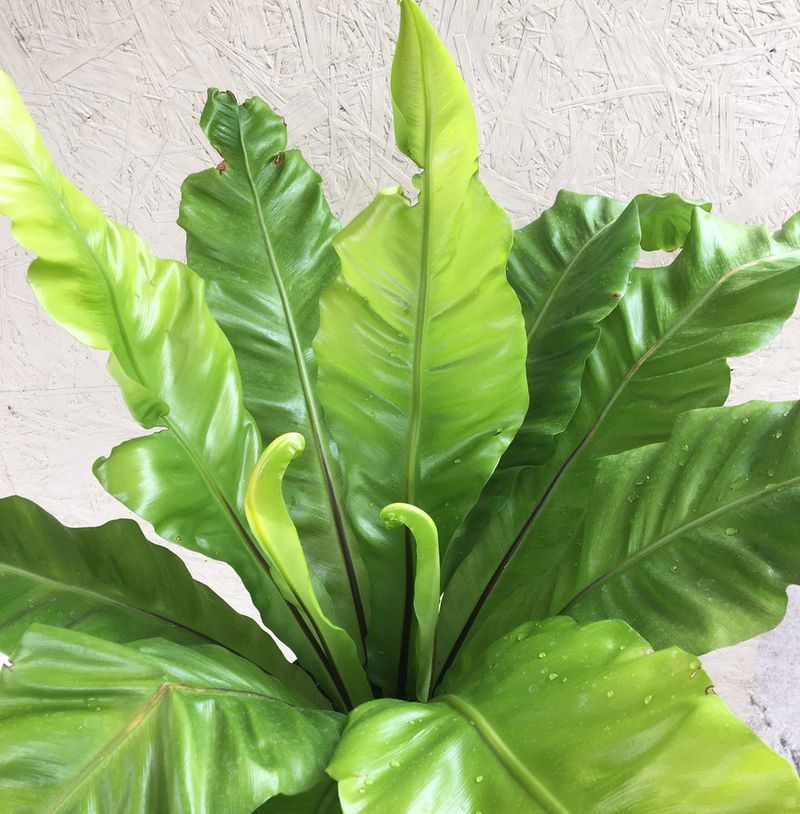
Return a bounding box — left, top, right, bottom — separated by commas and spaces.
390, 760, 401, 768
548, 672, 558, 681
606, 690, 615, 698
454, 458, 462, 464
644, 694, 653, 705
365, 778, 374, 786
494, 427, 503, 435
475, 775, 484, 784
775, 430, 784, 439
741, 417, 749, 425
724, 527, 737, 536
538, 651, 546, 659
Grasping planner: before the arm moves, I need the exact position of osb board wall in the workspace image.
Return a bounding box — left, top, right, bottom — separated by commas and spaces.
0, 0, 798, 768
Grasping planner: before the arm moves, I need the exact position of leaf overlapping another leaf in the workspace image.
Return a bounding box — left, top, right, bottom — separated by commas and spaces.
438, 203, 800, 675
0, 496, 320, 703
0, 627, 343, 814
561, 400, 800, 652
0, 71, 338, 697
314, 0, 528, 695
179, 90, 368, 654
330, 617, 800, 813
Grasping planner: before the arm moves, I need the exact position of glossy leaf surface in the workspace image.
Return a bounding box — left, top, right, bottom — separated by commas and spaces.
330, 618, 800, 813
314, 0, 527, 692
0, 627, 342, 813
501, 191, 641, 468
561, 401, 800, 653
0, 496, 321, 702
380, 503, 440, 701
179, 90, 367, 650
0, 71, 325, 681
438, 206, 800, 674
246, 433, 371, 709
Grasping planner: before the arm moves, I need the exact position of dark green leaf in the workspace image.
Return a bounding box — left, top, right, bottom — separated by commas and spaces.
560, 400, 800, 653
438, 207, 800, 675
501, 191, 641, 468
179, 90, 368, 652
0, 495, 321, 704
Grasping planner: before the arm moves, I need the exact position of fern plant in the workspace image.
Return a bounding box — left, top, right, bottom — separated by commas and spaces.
1, 1, 800, 811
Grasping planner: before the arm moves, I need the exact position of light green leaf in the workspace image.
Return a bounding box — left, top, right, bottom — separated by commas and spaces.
179, 90, 368, 653
314, 0, 528, 693
501, 191, 641, 468
245, 433, 371, 709
330, 617, 800, 813
0, 496, 322, 704
380, 503, 439, 701
634, 192, 712, 252
438, 206, 800, 676
0, 71, 328, 686
0, 626, 343, 814
559, 400, 800, 653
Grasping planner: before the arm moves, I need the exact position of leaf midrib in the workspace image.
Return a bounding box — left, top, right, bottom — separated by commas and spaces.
559, 472, 800, 613
397, 10, 435, 698
439, 694, 569, 814
43, 680, 300, 814
0, 561, 219, 647
236, 120, 368, 650
522, 211, 620, 344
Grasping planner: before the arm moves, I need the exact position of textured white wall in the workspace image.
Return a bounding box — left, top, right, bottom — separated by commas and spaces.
1, 0, 799, 769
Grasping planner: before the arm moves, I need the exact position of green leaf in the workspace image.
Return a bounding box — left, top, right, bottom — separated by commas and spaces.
634, 192, 712, 252
179, 90, 368, 653
330, 617, 800, 813
0, 495, 322, 704
0, 71, 327, 686
0, 627, 343, 813
314, 0, 528, 694
380, 503, 440, 701
501, 191, 641, 468
245, 433, 371, 709
438, 206, 800, 676
558, 400, 800, 653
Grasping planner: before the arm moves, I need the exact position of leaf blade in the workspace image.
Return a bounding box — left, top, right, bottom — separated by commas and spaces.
0, 627, 343, 813
330, 618, 800, 813
560, 400, 800, 653
0, 495, 322, 704
179, 90, 368, 651
314, 0, 528, 693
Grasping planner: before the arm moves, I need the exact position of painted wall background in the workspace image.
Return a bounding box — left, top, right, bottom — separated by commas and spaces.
1, 0, 799, 769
